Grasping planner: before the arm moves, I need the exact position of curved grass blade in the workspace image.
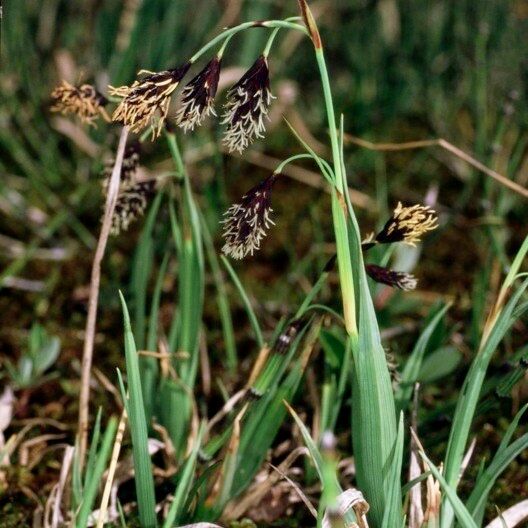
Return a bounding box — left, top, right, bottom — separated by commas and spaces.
395, 303, 451, 412
200, 211, 237, 373
466, 429, 528, 523
419, 451, 478, 528
221, 255, 264, 349
442, 278, 528, 528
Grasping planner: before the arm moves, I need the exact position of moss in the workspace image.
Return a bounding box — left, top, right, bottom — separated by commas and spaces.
0, 496, 33, 528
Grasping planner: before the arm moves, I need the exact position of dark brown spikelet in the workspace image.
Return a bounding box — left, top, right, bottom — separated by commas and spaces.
111, 180, 156, 235
109, 63, 191, 138
100, 144, 155, 235
274, 319, 305, 354
101, 143, 141, 191
221, 55, 274, 153
221, 173, 278, 259
373, 202, 438, 247
50, 81, 109, 125
176, 57, 221, 132
365, 264, 417, 291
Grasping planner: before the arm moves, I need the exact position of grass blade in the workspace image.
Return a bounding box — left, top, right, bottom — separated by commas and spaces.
395, 303, 451, 412
466, 431, 528, 524
221, 255, 264, 349
419, 452, 478, 528
75, 416, 118, 528
382, 412, 404, 527
83, 407, 103, 491
118, 291, 158, 528
442, 278, 528, 528
163, 422, 206, 527
131, 190, 165, 350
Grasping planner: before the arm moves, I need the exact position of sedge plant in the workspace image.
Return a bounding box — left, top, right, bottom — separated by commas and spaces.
45, 1, 528, 527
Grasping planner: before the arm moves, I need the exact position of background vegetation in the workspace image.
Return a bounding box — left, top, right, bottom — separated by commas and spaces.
1, 0, 527, 526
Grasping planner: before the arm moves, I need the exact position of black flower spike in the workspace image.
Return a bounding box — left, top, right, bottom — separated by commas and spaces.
274, 319, 305, 354
109, 63, 191, 138
51, 80, 109, 126
363, 202, 438, 250
101, 143, 141, 191
176, 57, 221, 132
221, 173, 278, 259
221, 55, 274, 153
365, 264, 417, 291
111, 180, 156, 235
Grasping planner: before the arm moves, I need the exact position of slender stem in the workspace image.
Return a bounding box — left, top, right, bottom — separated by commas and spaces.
282, 119, 336, 183
295, 266, 332, 319
190, 20, 307, 63
221, 255, 264, 349
78, 126, 129, 467
139, 126, 155, 143
263, 27, 281, 57
275, 153, 313, 172
314, 47, 357, 336
218, 33, 235, 59
166, 131, 186, 176
96, 409, 127, 528
264, 16, 303, 58
315, 50, 345, 194
301, 304, 345, 325
275, 153, 334, 186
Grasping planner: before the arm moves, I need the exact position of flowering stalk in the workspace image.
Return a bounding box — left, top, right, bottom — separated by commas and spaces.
308, 14, 357, 337
188, 19, 307, 64
298, 1, 400, 524
108, 19, 306, 139
78, 126, 129, 466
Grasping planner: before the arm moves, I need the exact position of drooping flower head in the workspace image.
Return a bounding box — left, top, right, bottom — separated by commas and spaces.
365, 264, 417, 291
221, 55, 274, 153
221, 173, 278, 259
111, 180, 157, 235
363, 202, 438, 249
109, 63, 191, 138
50, 81, 109, 125
176, 57, 221, 132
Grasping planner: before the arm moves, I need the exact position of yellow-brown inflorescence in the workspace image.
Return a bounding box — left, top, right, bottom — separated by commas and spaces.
369, 202, 438, 248
51, 81, 110, 125
109, 63, 190, 138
